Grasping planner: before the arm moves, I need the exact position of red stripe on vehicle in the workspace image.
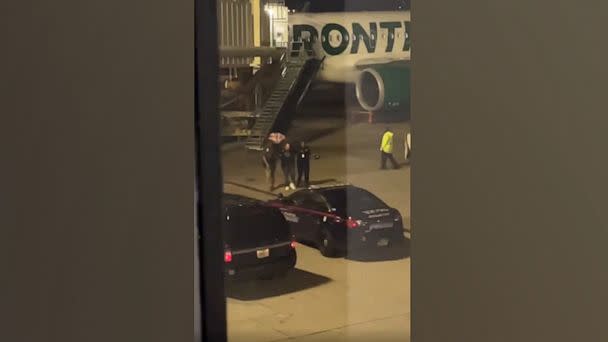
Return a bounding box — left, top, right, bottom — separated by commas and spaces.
265, 202, 343, 221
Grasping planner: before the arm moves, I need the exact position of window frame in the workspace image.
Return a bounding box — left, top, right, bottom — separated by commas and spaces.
195, 0, 227, 340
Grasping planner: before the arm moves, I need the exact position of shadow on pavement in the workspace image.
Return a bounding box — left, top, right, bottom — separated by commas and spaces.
295, 237, 411, 262
225, 268, 331, 301
345, 237, 411, 262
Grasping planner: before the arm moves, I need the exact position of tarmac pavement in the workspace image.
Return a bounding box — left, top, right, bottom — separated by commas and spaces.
222, 117, 411, 342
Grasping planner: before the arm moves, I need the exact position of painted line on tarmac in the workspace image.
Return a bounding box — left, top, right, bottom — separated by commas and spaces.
267, 313, 410, 342
224, 181, 279, 198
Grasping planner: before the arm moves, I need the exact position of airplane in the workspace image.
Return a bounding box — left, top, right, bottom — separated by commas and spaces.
288, 10, 411, 113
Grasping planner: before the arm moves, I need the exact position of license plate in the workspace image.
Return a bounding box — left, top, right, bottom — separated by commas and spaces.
256, 248, 270, 259
377, 238, 389, 247
370, 222, 394, 230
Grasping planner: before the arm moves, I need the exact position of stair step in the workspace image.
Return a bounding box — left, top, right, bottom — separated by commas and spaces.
241, 57, 321, 149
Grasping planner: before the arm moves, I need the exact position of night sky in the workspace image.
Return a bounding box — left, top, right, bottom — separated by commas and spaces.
284, 0, 410, 12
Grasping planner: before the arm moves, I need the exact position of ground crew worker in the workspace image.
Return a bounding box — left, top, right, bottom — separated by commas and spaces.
280, 143, 296, 190
404, 131, 412, 163
296, 141, 311, 187
380, 127, 399, 170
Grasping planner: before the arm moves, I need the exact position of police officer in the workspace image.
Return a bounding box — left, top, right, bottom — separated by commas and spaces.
404, 131, 412, 163
296, 141, 311, 187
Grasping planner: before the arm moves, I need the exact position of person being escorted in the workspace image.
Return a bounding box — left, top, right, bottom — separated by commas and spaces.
296, 141, 311, 187
262, 139, 278, 191
380, 127, 400, 170
280, 143, 296, 190
404, 131, 412, 164
262, 132, 287, 191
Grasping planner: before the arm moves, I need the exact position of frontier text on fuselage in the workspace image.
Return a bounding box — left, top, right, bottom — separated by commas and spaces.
291, 21, 411, 56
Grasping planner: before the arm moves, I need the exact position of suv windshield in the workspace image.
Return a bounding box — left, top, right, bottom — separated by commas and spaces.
223, 205, 290, 249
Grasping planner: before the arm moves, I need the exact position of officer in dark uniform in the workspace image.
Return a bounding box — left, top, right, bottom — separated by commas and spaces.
296, 141, 311, 187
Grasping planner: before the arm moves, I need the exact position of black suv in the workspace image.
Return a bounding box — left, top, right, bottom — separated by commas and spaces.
222, 194, 297, 280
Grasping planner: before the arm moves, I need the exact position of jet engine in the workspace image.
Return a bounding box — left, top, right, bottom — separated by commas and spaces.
354, 64, 410, 112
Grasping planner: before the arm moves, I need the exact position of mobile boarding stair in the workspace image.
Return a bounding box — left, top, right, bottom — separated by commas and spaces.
244, 46, 323, 151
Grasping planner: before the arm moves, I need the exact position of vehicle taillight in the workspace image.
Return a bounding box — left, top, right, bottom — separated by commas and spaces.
224, 250, 232, 263
346, 218, 360, 229
290, 241, 297, 248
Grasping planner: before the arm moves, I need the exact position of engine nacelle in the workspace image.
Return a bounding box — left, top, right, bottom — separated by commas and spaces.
355, 64, 410, 112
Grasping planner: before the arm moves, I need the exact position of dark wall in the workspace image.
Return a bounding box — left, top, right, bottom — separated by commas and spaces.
413, 0, 608, 341
1, 1, 194, 341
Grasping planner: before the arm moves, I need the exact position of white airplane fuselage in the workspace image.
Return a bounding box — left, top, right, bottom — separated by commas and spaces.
288, 11, 411, 84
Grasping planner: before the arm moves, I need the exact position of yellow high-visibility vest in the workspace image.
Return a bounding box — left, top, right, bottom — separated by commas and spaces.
381, 131, 394, 153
